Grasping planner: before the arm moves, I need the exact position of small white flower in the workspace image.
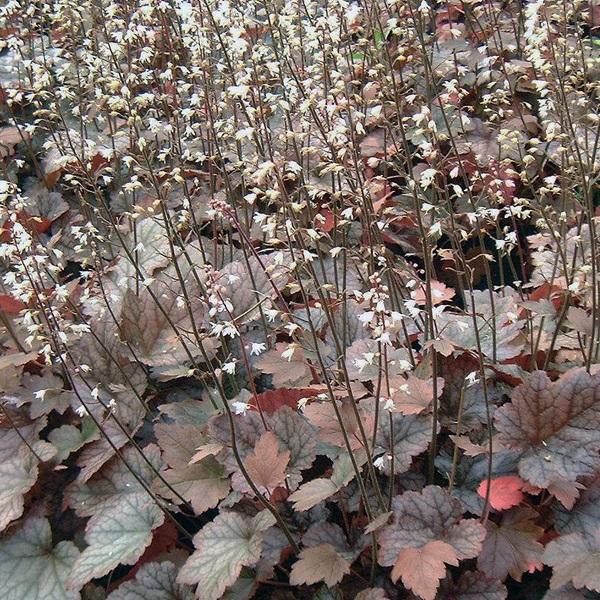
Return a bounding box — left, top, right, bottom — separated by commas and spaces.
232, 401, 249, 415
465, 371, 479, 386
250, 343, 266, 356
281, 346, 296, 361
298, 397, 310, 411
222, 361, 236, 375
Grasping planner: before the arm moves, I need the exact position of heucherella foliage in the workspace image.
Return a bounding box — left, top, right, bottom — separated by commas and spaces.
0, 0, 599, 597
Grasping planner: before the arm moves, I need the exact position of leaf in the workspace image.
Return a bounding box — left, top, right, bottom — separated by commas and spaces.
290, 544, 351, 588
0, 516, 80, 600
158, 398, 217, 428
543, 585, 587, 599
289, 450, 367, 511
435, 295, 524, 361
268, 407, 316, 480
364, 512, 394, 535
0, 448, 38, 533
213, 407, 316, 493
543, 529, 600, 592
65, 444, 165, 587
390, 540, 458, 600
154, 422, 230, 513
245, 431, 290, 492
439, 354, 504, 433
67, 494, 164, 590
65, 444, 162, 517
378, 486, 485, 599
214, 256, 287, 323
0, 417, 56, 532
111, 217, 173, 284
107, 561, 193, 600
304, 398, 373, 451
451, 570, 507, 599
19, 371, 71, 419
554, 476, 600, 539
477, 508, 544, 581
435, 449, 521, 516
75, 417, 143, 484
354, 589, 388, 600
302, 523, 352, 557
249, 387, 322, 413
0, 125, 29, 157
375, 412, 435, 475
387, 375, 444, 415
159, 458, 230, 515
48, 419, 99, 462
495, 369, 600, 500
477, 476, 525, 511
255, 343, 312, 388
411, 281, 455, 306
119, 285, 216, 368
177, 510, 274, 600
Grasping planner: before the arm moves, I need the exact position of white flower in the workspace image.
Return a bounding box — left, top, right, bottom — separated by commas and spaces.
382, 397, 395, 412
298, 397, 310, 411
222, 361, 236, 375
250, 342, 266, 356
465, 371, 479, 386
232, 401, 249, 415
281, 346, 296, 361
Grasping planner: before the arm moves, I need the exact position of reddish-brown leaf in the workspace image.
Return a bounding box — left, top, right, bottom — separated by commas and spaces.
245, 431, 290, 492
391, 540, 458, 600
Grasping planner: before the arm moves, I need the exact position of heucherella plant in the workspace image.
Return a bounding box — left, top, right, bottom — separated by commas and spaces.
0, 0, 599, 598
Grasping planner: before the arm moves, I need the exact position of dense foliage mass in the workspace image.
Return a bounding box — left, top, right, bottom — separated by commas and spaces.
1, 0, 600, 598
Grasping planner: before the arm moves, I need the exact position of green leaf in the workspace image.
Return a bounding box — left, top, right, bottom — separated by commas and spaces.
107, 561, 193, 600
289, 450, 366, 511
65, 445, 165, 589
0, 449, 38, 533
65, 444, 161, 517
49, 419, 99, 462
67, 494, 164, 590
177, 510, 275, 600
0, 516, 80, 599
